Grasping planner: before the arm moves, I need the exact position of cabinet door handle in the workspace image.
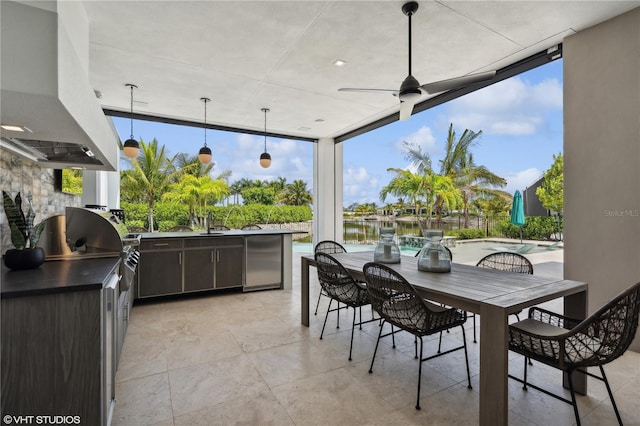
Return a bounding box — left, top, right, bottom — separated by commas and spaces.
154, 243, 169, 247
211, 251, 214, 263
217, 251, 220, 262
178, 252, 182, 265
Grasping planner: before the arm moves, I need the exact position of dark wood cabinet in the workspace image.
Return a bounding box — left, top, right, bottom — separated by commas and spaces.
138, 239, 183, 298
139, 236, 244, 298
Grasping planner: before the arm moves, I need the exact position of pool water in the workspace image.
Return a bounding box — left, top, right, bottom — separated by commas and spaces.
293, 240, 560, 265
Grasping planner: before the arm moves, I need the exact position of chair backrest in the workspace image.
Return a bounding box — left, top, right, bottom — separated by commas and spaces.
168, 225, 193, 232
362, 262, 433, 331
128, 226, 147, 233
476, 251, 533, 274
210, 225, 231, 231
314, 240, 347, 254
241, 224, 262, 230
568, 281, 640, 367
314, 252, 358, 300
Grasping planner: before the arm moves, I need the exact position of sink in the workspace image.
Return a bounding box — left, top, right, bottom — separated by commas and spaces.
200, 232, 224, 236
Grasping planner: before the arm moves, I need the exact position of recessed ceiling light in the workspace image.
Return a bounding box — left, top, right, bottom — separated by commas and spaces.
315, 119, 325, 122
1, 125, 25, 132
297, 126, 311, 131
333, 59, 346, 67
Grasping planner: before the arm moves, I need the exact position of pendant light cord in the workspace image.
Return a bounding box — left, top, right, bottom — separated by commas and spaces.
129, 84, 134, 139
203, 98, 208, 148
262, 108, 269, 152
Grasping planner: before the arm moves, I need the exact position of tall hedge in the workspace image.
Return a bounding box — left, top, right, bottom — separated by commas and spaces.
120, 202, 312, 231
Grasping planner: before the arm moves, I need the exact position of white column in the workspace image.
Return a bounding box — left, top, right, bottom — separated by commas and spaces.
313, 138, 344, 245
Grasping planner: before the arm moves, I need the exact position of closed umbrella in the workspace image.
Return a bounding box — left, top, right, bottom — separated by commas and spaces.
510, 190, 525, 242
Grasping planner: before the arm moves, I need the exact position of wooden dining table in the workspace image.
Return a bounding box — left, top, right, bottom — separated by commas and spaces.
300, 251, 588, 426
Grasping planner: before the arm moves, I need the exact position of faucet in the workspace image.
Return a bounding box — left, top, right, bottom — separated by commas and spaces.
207, 211, 214, 234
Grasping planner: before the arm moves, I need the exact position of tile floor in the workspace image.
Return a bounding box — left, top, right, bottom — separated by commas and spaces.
113, 251, 640, 426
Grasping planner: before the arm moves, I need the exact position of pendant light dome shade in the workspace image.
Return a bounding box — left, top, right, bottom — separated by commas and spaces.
198, 97, 212, 164
123, 84, 140, 159
260, 152, 272, 168
259, 108, 271, 168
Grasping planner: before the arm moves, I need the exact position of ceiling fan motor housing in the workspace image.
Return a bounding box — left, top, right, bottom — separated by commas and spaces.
399, 75, 422, 102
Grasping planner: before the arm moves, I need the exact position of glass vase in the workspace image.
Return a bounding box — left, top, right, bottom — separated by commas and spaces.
417, 233, 451, 272
373, 227, 401, 264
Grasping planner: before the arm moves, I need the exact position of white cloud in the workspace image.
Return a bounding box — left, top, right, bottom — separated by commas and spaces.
395, 125, 438, 155
216, 134, 312, 185
343, 166, 379, 205
444, 76, 562, 136
505, 168, 542, 195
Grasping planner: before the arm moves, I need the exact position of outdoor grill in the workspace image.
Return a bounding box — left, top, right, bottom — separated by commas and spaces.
38, 207, 141, 292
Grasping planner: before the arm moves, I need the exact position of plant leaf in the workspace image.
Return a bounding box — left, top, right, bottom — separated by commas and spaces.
9, 221, 26, 250
29, 220, 46, 248
2, 191, 27, 233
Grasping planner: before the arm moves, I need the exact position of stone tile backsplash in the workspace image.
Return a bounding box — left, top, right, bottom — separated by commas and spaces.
1, 148, 81, 254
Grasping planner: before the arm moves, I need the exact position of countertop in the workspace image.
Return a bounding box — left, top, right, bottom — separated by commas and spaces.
138, 229, 305, 239
1, 256, 120, 298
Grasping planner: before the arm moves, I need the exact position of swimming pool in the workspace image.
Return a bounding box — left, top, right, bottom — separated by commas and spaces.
293, 239, 561, 265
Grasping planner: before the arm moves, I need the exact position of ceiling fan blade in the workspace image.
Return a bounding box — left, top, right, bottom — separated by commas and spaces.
420, 70, 496, 94
338, 88, 398, 95
399, 100, 414, 121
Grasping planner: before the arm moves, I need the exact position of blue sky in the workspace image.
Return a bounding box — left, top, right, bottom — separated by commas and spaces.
113, 59, 563, 208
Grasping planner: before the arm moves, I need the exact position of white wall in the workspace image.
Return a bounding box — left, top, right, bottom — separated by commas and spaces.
564, 7, 640, 350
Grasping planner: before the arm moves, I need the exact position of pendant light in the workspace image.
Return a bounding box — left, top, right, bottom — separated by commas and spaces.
123, 84, 140, 159
198, 97, 212, 164
259, 107, 272, 168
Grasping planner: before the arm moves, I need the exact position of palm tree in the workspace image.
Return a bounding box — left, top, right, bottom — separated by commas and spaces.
163, 174, 230, 227
120, 138, 182, 231
438, 123, 508, 228
380, 168, 432, 230
278, 179, 312, 206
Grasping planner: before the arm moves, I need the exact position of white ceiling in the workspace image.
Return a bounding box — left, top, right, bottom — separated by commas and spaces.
85, 1, 640, 141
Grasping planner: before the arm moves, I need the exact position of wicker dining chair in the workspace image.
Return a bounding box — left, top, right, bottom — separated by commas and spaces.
508, 281, 640, 426
314, 252, 377, 361
362, 262, 472, 410
241, 224, 262, 230
314, 240, 348, 317
168, 225, 193, 232
471, 251, 534, 342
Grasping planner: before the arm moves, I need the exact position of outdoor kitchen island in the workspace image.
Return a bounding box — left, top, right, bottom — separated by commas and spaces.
135, 229, 298, 299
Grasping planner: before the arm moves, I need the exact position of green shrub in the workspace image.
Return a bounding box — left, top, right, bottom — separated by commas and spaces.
449, 228, 486, 240
495, 216, 561, 241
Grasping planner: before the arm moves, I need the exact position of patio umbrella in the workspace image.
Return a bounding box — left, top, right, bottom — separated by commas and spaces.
510, 190, 525, 242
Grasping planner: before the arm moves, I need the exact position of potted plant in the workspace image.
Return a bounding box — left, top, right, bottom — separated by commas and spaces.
2, 191, 46, 270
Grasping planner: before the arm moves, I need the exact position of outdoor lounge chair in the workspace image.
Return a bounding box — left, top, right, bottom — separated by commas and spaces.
508, 281, 640, 426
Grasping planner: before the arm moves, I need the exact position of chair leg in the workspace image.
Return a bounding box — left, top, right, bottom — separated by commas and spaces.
359, 306, 363, 330
320, 299, 333, 340
599, 365, 623, 425
414, 335, 418, 359
348, 307, 357, 361
437, 331, 443, 354
566, 370, 582, 426
522, 356, 528, 390
368, 321, 385, 373
460, 326, 472, 389
314, 290, 323, 315
416, 336, 424, 410
391, 325, 396, 348
472, 313, 477, 343
336, 301, 340, 329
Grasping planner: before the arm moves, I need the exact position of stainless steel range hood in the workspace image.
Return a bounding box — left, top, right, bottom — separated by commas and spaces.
0, 1, 119, 171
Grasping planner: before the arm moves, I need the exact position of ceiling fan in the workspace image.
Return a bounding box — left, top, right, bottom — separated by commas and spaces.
338, 1, 496, 121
